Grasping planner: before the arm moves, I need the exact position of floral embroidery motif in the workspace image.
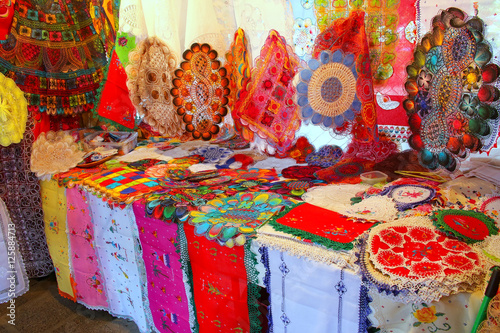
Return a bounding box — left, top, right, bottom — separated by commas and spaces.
412, 304, 450, 331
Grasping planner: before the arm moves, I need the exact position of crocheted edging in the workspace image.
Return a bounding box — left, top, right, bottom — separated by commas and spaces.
255, 231, 358, 271
431, 209, 499, 244
91, 45, 137, 132
267, 203, 374, 251
379, 184, 437, 212
357, 219, 487, 303
258, 246, 273, 333
245, 241, 263, 333
177, 223, 200, 333
358, 284, 373, 333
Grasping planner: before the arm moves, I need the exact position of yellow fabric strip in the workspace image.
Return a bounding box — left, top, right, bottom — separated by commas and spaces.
41, 180, 74, 298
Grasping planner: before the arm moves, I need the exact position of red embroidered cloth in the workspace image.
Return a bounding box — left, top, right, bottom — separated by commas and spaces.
269, 203, 376, 250
184, 224, 251, 333
96, 50, 136, 129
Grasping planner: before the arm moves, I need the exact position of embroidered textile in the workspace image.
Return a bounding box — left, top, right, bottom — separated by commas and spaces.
339, 195, 399, 223
189, 145, 233, 164
115, 32, 136, 67
220, 168, 279, 183
302, 183, 371, 212
368, 287, 481, 333
171, 43, 230, 140
305, 145, 343, 167
145, 185, 229, 222
30, 131, 85, 180
0, 112, 53, 277
66, 187, 108, 309
133, 202, 193, 333
255, 224, 358, 270
296, 49, 361, 135
234, 30, 301, 156
431, 209, 498, 244
0, 0, 113, 117
370, 0, 417, 136
379, 184, 437, 211
281, 165, 321, 180
314, 158, 374, 184
290, 1, 319, 61
225, 28, 252, 137
313, 11, 377, 140
81, 166, 163, 206
480, 235, 500, 263
269, 179, 326, 198
53, 165, 108, 188
405, 8, 500, 171
96, 50, 136, 130
268, 202, 376, 250
439, 176, 499, 210
88, 195, 149, 331
263, 247, 365, 333
0, 72, 27, 146
40, 180, 73, 299
0, 0, 14, 41
0, 197, 28, 303
287, 136, 315, 163
189, 192, 290, 247
183, 223, 253, 332
481, 196, 500, 224
361, 218, 485, 303
126, 36, 183, 137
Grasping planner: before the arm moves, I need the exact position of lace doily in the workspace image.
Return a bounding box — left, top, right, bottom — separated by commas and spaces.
477, 293, 500, 333
360, 217, 486, 303
481, 196, 500, 225
189, 145, 233, 164
126, 36, 183, 137
305, 144, 343, 167
225, 28, 252, 137
0, 73, 27, 147
234, 30, 302, 156
379, 184, 437, 211
477, 235, 500, 263
189, 192, 290, 247
30, 131, 85, 180
302, 183, 371, 212
171, 43, 230, 141
339, 196, 399, 223
405, 8, 500, 171
431, 209, 498, 244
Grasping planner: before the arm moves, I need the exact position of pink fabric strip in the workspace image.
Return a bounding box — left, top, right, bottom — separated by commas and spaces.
133, 202, 192, 333
66, 187, 108, 309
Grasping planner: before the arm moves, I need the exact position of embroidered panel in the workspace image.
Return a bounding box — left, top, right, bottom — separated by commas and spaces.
171, 43, 230, 140
405, 8, 500, 171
